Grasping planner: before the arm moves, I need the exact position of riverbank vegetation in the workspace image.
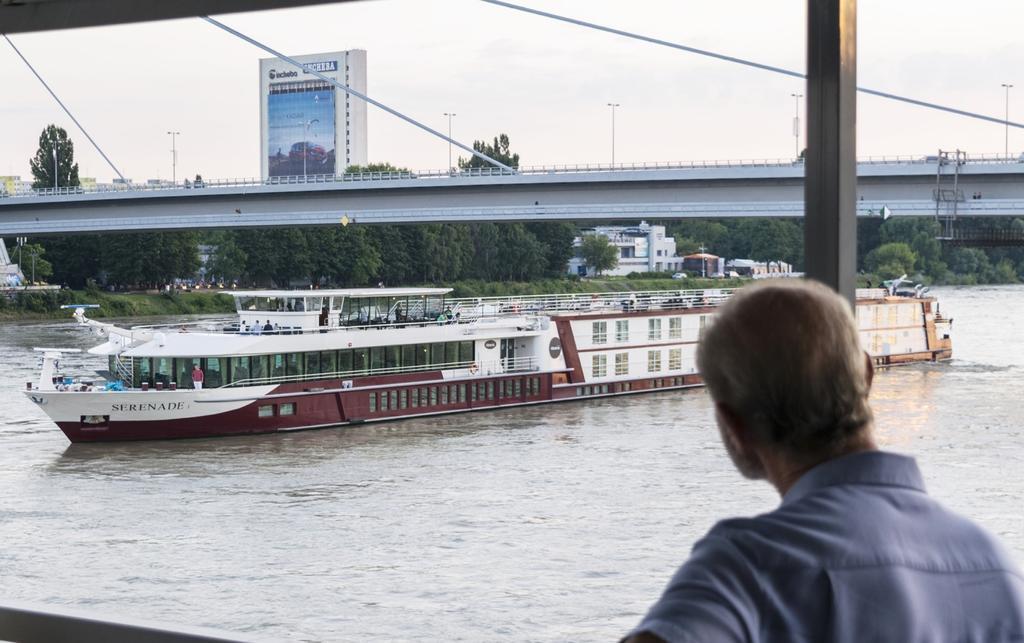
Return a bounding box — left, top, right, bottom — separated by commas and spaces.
0, 288, 235, 321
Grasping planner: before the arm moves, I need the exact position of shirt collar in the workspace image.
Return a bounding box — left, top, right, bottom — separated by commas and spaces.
781, 450, 926, 507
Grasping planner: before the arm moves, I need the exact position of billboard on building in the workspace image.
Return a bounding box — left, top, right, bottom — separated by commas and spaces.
259, 50, 367, 180
267, 84, 337, 177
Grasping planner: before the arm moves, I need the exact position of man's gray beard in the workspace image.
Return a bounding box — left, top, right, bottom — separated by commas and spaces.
719, 423, 767, 480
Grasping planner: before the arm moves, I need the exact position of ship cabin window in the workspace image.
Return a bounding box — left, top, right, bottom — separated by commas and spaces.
400, 390, 408, 409
338, 294, 447, 327
305, 352, 320, 375
368, 392, 377, 413
458, 383, 467, 402
669, 348, 683, 371
430, 388, 438, 406
380, 392, 390, 411
279, 403, 295, 416
648, 318, 662, 341
615, 352, 629, 375
615, 320, 629, 342
486, 381, 495, 400
648, 350, 662, 372
411, 388, 420, 408
593, 321, 608, 344
206, 358, 224, 388
592, 354, 608, 378
441, 387, 449, 405
390, 391, 398, 409
669, 317, 683, 340
258, 405, 275, 418
154, 357, 172, 387
252, 355, 269, 382
271, 354, 286, 379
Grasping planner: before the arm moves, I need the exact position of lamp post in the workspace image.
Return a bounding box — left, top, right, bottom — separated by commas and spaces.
167, 131, 180, 185
303, 119, 319, 179
1001, 83, 1013, 159
606, 103, 620, 166
443, 112, 456, 170
52, 140, 58, 190
791, 93, 803, 159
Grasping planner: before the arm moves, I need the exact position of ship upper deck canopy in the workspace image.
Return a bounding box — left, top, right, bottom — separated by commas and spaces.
228, 288, 452, 299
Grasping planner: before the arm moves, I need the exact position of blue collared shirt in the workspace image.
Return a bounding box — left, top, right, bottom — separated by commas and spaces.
628, 451, 1024, 642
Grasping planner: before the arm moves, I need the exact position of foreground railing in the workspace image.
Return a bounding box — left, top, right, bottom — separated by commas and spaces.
0, 599, 250, 643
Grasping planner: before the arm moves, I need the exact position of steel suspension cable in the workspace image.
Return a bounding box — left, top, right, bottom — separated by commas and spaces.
202, 16, 517, 173
481, 0, 1024, 130
3, 34, 128, 183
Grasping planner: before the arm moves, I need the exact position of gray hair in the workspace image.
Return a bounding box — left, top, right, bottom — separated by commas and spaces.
696, 280, 873, 457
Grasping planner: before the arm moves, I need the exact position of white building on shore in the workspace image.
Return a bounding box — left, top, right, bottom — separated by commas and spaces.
568, 222, 684, 277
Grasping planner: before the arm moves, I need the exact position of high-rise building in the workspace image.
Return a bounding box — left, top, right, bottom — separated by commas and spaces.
259, 50, 367, 179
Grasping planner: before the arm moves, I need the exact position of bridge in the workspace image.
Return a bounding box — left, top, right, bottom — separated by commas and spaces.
2, 156, 1024, 235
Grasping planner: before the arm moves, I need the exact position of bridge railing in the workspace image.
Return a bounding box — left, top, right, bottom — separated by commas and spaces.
4, 152, 1024, 200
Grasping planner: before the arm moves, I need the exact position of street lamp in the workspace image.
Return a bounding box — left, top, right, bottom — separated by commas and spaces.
167, 131, 180, 185
1001, 83, 1013, 159
303, 119, 319, 179
607, 103, 620, 166
52, 137, 58, 190
443, 112, 456, 170
791, 93, 803, 160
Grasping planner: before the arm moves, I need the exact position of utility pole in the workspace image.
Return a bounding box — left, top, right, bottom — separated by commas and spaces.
607, 103, 620, 166
167, 131, 180, 185
1002, 83, 1013, 159
791, 93, 803, 159
444, 112, 456, 170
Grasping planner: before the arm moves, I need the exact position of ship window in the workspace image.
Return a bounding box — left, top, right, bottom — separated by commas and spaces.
615, 352, 629, 375
205, 358, 224, 388
338, 350, 353, 373
279, 403, 295, 416
259, 404, 275, 418
380, 392, 390, 411
175, 358, 201, 389
400, 389, 408, 409
470, 383, 477, 402
321, 351, 337, 375
458, 383, 466, 402
430, 388, 438, 406
415, 344, 430, 367
368, 393, 377, 413
576, 387, 583, 396
486, 381, 494, 400
353, 348, 369, 374
616, 320, 629, 342
430, 343, 445, 366
459, 341, 474, 363
669, 348, 683, 371
648, 350, 662, 372
592, 321, 608, 344
286, 353, 303, 377
135, 357, 152, 388
154, 357, 172, 387
370, 347, 385, 371
648, 319, 662, 341
385, 345, 401, 369
306, 351, 321, 375
441, 386, 449, 404
592, 354, 608, 378
252, 355, 269, 382
402, 344, 416, 368
390, 390, 398, 409
669, 317, 683, 339
420, 387, 428, 405
229, 357, 250, 385
411, 388, 419, 408
514, 379, 521, 397
271, 354, 286, 378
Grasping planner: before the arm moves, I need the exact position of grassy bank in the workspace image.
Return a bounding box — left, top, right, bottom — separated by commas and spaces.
0, 289, 236, 321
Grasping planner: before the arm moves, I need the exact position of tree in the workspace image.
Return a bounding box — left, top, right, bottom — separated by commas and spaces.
458, 133, 520, 170
345, 162, 408, 174
865, 242, 917, 278
579, 234, 619, 276
30, 125, 80, 189
4, 241, 52, 283
205, 232, 248, 283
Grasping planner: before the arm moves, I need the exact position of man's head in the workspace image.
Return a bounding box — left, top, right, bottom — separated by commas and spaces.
696, 280, 875, 481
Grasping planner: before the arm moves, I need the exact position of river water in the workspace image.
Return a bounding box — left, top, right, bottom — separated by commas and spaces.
1, 286, 1022, 642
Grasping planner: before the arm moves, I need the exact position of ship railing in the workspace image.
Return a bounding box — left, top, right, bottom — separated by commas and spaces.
0, 598, 250, 643
221, 356, 539, 389
448, 288, 736, 316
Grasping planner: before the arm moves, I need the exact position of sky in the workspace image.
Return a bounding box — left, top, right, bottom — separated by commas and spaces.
2, 0, 1023, 182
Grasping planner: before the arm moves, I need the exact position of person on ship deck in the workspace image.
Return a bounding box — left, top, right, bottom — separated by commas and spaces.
623, 280, 1024, 643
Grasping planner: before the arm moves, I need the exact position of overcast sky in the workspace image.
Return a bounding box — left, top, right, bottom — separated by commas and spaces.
2, 0, 1022, 181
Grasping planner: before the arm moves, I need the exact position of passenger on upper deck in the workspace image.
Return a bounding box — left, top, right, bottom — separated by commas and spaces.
623, 280, 1024, 643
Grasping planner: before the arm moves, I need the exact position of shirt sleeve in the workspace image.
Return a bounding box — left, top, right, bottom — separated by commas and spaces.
624, 534, 760, 643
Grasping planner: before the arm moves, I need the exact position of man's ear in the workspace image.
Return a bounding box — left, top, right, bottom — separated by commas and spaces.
715, 402, 750, 450
863, 351, 875, 390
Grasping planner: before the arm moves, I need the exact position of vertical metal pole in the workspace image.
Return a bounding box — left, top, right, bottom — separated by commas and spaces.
444, 112, 456, 170
607, 103, 619, 166
791, 93, 803, 159
52, 134, 58, 189
804, 0, 857, 304
1002, 83, 1013, 158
